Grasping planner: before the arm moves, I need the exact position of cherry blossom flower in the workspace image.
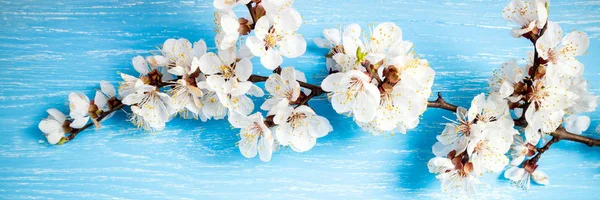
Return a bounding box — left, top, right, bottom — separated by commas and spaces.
94, 81, 117, 113
503, 0, 549, 38
321, 70, 380, 123
428, 156, 480, 196
201, 91, 228, 120
489, 59, 528, 101
536, 21, 590, 77
122, 85, 176, 131
68, 92, 91, 129
217, 12, 243, 50
272, 100, 332, 152
359, 58, 435, 134
331, 24, 366, 72
509, 135, 537, 166
246, 16, 306, 70
433, 94, 515, 156
505, 164, 549, 190
261, 66, 307, 111
314, 28, 343, 73
524, 73, 578, 144
199, 49, 253, 94
170, 78, 207, 121
38, 109, 68, 145
467, 127, 517, 174
229, 111, 274, 162
365, 22, 413, 64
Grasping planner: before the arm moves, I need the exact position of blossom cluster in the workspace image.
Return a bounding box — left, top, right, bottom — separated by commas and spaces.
315, 23, 435, 135
427, 0, 598, 195
36, 0, 600, 196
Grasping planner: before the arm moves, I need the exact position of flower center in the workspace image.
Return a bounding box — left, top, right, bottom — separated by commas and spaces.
287, 112, 307, 129
264, 27, 283, 50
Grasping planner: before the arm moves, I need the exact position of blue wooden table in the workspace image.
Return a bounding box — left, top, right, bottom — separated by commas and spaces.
1, 0, 599, 199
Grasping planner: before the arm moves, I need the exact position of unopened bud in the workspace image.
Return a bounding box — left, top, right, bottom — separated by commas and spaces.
254, 4, 266, 20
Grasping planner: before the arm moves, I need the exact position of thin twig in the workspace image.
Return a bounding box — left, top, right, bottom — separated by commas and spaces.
66, 103, 125, 141
530, 136, 560, 164
427, 92, 459, 112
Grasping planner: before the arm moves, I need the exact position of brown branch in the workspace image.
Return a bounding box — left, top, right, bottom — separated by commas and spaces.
530, 136, 559, 164
66, 102, 125, 141
249, 74, 326, 96
427, 92, 458, 112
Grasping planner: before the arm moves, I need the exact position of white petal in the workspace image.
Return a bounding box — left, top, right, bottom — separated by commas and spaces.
70, 116, 90, 129
132, 55, 149, 75
46, 108, 66, 123
536, 21, 562, 60
234, 58, 252, 81
193, 39, 207, 58
122, 93, 146, 105
531, 170, 549, 185
168, 66, 186, 76
258, 135, 274, 162
199, 52, 223, 75
504, 166, 526, 181
260, 49, 283, 70
246, 36, 267, 57
220, 15, 240, 35
427, 157, 454, 174
561, 30, 589, 57
239, 137, 258, 158
323, 28, 341, 46
314, 38, 333, 49
254, 16, 270, 39
100, 81, 116, 97
279, 35, 306, 58
564, 115, 591, 135
46, 131, 65, 145
38, 119, 62, 135
320, 72, 345, 92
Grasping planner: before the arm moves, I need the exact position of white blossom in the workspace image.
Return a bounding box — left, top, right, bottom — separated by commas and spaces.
38, 109, 68, 144
505, 166, 549, 190
524, 72, 577, 144
68, 92, 91, 129
489, 59, 527, 101
170, 78, 207, 121
272, 99, 332, 152
246, 16, 306, 69
503, 0, 549, 38
94, 81, 117, 113
229, 111, 274, 162
199, 49, 253, 95
358, 58, 435, 134
261, 66, 307, 111
428, 157, 480, 196
122, 85, 176, 131
321, 70, 380, 123
433, 94, 517, 158
536, 21, 590, 77
509, 135, 536, 166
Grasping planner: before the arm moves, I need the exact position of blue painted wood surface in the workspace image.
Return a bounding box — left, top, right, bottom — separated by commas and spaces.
0, 0, 599, 199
